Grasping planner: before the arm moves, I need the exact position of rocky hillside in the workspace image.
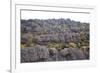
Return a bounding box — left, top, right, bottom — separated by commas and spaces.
21, 45, 88, 63
21, 18, 90, 63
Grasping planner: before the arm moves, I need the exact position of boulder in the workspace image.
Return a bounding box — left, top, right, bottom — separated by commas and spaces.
21, 45, 50, 63
48, 48, 58, 61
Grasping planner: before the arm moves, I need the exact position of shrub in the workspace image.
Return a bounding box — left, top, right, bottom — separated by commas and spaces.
21, 44, 26, 48
68, 42, 77, 48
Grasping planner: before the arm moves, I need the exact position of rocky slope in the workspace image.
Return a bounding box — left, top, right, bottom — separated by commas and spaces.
21, 45, 88, 63
21, 18, 90, 63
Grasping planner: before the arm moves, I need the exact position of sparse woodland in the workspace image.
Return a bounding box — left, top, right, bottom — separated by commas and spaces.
21, 18, 89, 63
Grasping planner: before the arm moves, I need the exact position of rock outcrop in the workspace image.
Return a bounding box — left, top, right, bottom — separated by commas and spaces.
21, 45, 88, 63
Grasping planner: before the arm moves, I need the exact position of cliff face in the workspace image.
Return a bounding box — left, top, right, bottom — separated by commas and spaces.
21, 45, 88, 63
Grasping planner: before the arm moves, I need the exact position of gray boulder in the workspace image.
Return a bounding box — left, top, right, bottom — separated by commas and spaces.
21, 45, 49, 63
48, 48, 58, 61
60, 48, 86, 60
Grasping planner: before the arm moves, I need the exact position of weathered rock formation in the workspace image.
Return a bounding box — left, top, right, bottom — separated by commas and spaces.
21, 45, 88, 63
